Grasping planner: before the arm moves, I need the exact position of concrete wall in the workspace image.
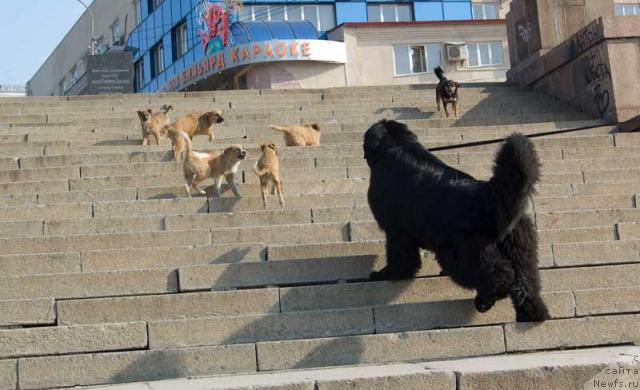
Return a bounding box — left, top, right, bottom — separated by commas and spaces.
507, 0, 640, 123
236, 62, 347, 90
27, 0, 137, 96
338, 22, 511, 86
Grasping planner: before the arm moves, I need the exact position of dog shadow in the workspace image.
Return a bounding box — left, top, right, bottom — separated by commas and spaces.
93, 139, 141, 146
374, 107, 435, 121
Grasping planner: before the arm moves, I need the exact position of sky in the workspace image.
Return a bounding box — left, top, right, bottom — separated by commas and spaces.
0, 0, 95, 86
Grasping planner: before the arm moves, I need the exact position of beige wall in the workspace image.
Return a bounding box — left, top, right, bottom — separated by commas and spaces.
336, 23, 510, 86
28, 0, 137, 96
235, 62, 347, 90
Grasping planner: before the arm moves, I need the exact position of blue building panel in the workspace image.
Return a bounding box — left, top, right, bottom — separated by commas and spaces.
336, 2, 367, 25
153, 6, 164, 43
414, 2, 444, 21
171, 0, 183, 24
443, 2, 472, 20
163, 32, 173, 68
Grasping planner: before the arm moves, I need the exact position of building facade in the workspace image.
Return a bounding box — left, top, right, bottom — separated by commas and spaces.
27, 0, 138, 96
129, 0, 511, 93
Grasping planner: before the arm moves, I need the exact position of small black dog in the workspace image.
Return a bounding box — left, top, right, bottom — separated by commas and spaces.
363, 119, 549, 322
434, 66, 460, 118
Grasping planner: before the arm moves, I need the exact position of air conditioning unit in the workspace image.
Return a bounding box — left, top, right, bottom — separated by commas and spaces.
446, 43, 469, 62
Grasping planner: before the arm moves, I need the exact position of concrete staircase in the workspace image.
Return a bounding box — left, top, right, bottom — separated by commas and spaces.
0, 85, 639, 390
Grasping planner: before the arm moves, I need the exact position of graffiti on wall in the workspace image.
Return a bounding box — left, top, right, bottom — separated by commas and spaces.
516, 20, 533, 43
584, 49, 611, 118
568, 21, 604, 60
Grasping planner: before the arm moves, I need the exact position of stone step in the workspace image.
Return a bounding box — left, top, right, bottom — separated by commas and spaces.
276, 263, 640, 312
81, 243, 265, 272
52, 263, 640, 325
0, 229, 210, 256
0, 268, 178, 300
0, 252, 81, 276
57, 289, 280, 325
0, 298, 55, 327
17, 344, 256, 390
255, 314, 639, 371
0, 322, 147, 359
63, 346, 640, 390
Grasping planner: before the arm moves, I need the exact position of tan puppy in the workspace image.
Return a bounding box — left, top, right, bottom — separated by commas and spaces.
137, 105, 173, 146
168, 110, 225, 161
269, 123, 320, 146
178, 131, 245, 197
253, 143, 285, 209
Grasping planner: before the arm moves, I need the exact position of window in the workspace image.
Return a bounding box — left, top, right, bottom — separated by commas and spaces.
367, 4, 413, 22
472, 3, 499, 19
614, 3, 640, 15
240, 4, 335, 31
394, 44, 442, 75
71, 66, 78, 83
148, 0, 163, 13
150, 41, 164, 78
111, 19, 123, 45
468, 42, 503, 67
134, 59, 145, 92
172, 20, 188, 61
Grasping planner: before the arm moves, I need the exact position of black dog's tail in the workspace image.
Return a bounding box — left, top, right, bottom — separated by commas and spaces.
434, 66, 445, 81
488, 133, 540, 238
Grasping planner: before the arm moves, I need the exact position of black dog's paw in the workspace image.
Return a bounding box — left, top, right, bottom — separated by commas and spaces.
474, 295, 496, 313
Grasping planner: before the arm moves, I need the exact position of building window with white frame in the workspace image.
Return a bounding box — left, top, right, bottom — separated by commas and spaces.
172, 20, 188, 61
472, 3, 499, 19
467, 42, 503, 67
614, 3, 640, 15
150, 41, 164, 78
134, 59, 145, 92
240, 4, 335, 31
394, 44, 442, 76
367, 4, 412, 22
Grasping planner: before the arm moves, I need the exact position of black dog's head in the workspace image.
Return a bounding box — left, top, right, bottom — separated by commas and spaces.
442, 80, 459, 99
363, 119, 419, 166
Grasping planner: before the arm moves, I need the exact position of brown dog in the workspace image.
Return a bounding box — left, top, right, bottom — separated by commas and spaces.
137, 105, 173, 146
178, 130, 246, 197
168, 110, 225, 161
269, 123, 320, 146
253, 143, 285, 209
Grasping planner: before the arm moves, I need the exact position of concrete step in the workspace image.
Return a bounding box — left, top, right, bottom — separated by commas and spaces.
0, 298, 55, 327
0, 229, 211, 256
44, 263, 640, 325
67, 346, 640, 390
16, 313, 637, 389
0, 322, 146, 359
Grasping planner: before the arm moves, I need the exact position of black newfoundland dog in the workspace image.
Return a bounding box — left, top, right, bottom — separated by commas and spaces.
363, 119, 549, 322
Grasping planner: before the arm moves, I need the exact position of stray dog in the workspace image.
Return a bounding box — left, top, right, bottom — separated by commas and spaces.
363, 119, 549, 322
137, 105, 173, 146
167, 110, 225, 161
253, 143, 285, 209
434, 66, 460, 118
269, 123, 320, 146
178, 131, 245, 197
